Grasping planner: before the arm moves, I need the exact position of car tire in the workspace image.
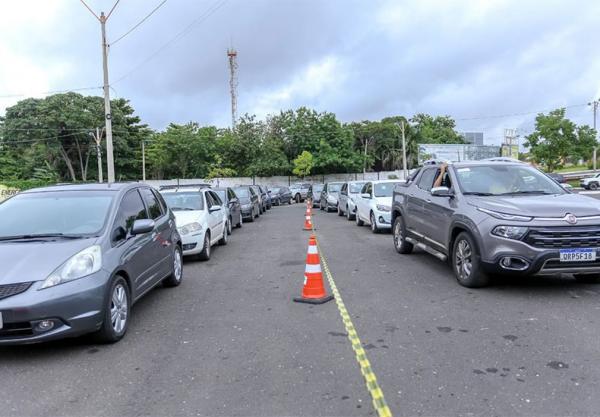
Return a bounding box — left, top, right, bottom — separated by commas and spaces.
574, 273, 600, 283
590, 182, 598, 191
93, 275, 130, 344
219, 223, 228, 246
393, 216, 413, 254
163, 245, 183, 287
370, 212, 379, 233
356, 212, 364, 226
452, 232, 490, 288
295, 194, 301, 203
197, 232, 211, 261
237, 215, 243, 228
346, 206, 353, 221
337, 205, 344, 216
227, 217, 233, 235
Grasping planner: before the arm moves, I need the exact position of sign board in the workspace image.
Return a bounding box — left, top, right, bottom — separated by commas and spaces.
418, 144, 501, 164
0, 185, 19, 202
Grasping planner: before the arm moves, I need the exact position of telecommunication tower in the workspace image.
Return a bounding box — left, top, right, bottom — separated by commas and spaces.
227, 48, 238, 129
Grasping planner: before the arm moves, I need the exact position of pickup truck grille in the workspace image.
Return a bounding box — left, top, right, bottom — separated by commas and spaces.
0, 282, 33, 301
525, 226, 600, 249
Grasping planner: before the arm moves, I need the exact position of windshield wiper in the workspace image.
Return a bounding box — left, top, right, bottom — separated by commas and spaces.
463, 192, 495, 196
0, 233, 83, 241
498, 191, 554, 196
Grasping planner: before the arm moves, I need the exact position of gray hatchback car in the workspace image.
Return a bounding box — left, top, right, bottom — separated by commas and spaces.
392, 161, 600, 287
0, 183, 183, 345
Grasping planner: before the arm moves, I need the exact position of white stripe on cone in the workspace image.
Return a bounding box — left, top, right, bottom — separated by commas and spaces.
307, 245, 318, 254
305, 263, 321, 273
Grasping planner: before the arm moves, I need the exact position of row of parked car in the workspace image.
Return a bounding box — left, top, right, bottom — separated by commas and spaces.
306, 160, 600, 289
0, 181, 297, 346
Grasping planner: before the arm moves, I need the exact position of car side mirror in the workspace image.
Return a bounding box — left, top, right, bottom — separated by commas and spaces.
431, 186, 453, 197
230, 197, 238, 204
131, 219, 155, 235
209, 206, 221, 212
361, 193, 371, 199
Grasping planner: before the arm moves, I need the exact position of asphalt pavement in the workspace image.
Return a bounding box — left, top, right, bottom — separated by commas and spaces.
2, 203, 600, 416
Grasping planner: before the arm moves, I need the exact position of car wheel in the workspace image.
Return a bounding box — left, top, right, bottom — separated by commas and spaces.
574, 273, 600, 283
295, 194, 301, 203
237, 214, 243, 228
198, 232, 211, 261
163, 245, 183, 287
370, 212, 379, 233
393, 216, 413, 254
346, 206, 353, 221
452, 232, 489, 288
219, 223, 228, 245
320, 202, 325, 211
356, 211, 364, 226
93, 275, 130, 343
337, 204, 344, 216
590, 182, 598, 191
227, 217, 233, 235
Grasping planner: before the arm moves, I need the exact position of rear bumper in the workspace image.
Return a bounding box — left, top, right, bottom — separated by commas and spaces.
0, 271, 110, 345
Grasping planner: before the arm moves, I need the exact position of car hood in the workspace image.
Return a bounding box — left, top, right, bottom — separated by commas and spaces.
374, 196, 393, 206
0, 237, 98, 284
238, 197, 251, 205
173, 210, 205, 226
467, 194, 600, 217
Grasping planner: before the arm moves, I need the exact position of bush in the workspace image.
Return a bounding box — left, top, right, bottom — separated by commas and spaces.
0, 179, 56, 191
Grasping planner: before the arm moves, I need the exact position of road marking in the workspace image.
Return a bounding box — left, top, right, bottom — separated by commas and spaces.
314, 235, 393, 417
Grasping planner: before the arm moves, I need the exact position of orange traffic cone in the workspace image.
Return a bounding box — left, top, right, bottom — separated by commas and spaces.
293, 235, 334, 304
303, 208, 313, 231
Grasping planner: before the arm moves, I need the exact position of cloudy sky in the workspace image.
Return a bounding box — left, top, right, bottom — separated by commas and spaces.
1, 0, 599, 145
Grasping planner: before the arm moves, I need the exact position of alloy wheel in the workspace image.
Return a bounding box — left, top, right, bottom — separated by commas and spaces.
173, 249, 183, 283
455, 239, 473, 280
110, 284, 128, 334
371, 213, 376, 231
393, 219, 403, 249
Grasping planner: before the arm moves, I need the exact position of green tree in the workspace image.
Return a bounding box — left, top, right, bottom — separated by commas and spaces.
524, 108, 597, 171
410, 114, 465, 144
292, 151, 313, 177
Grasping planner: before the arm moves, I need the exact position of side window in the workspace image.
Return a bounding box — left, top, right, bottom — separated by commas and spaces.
342, 184, 347, 194
154, 189, 168, 213
417, 169, 437, 191
249, 188, 256, 197
140, 188, 163, 220
228, 188, 235, 200
205, 192, 215, 208
210, 191, 223, 205
112, 190, 148, 243
364, 183, 372, 195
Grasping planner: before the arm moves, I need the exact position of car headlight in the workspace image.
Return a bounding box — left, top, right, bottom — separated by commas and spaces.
178, 222, 202, 236
376, 204, 391, 212
492, 225, 528, 240
40, 245, 102, 289
477, 207, 532, 221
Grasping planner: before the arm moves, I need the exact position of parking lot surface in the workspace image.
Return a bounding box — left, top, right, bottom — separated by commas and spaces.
2, 203, 600, 416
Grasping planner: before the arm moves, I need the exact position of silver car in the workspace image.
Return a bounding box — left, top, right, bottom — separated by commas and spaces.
319, 182, 344, 212
392, 161, 600, 288
0, 183, 183, 345
337, 181, 366, 220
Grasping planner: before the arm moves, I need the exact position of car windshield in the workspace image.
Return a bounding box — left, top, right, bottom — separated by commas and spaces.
214, 190, 226, 202
270, 187, 280, 193
162, 192, 204, 211
312, 185, 324, 193
233, 188, 250, 198
374, 183, 398, 197
349, 183, 366, 193
328, 183, 342, 193
0, 191, 114, 237
455, 165, 566, 196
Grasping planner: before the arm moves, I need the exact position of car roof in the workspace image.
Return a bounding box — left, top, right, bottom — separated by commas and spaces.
368, 179, 403, 184
21, 182, 137, 194
161, 187, 208, 194
449, 161, 526, 168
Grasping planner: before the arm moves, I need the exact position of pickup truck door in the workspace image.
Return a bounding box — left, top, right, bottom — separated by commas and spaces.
404, 168, 436, 236
420, 169, 456, 253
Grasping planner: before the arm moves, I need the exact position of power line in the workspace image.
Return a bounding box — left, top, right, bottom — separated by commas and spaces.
454, 103, 589, 121
113, 0, 229, 85
0, 86, 102, 99
111, 0, 168, 46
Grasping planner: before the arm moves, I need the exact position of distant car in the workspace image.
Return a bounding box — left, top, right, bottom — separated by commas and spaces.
233, 186, 260, 222
546, 173, 573, 191
320, 182, 344, 212
338, 181, 366, 220
309, 184, 324, 207
248, 185, 266, 213
259, 185, 272, 210
289, 183, 311, 203
161, 187, 228, 260
214, 187, 243, 233
355, 180, 401, 233
269, 186, 292, 205
0, 183, 183, 345
580, 173, 600, 190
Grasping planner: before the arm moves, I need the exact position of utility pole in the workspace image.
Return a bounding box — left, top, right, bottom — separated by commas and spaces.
227, 48, 238, 129
591, 100, 599, 172
80, 1, 118, 183
142, 140, 146, 182
399, 121, 408, 179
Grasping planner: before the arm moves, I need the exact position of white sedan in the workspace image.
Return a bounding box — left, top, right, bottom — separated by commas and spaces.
355, 180, 402, 233
160, 187, 228, 260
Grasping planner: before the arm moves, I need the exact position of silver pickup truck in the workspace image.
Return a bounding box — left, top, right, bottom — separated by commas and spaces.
391, 161, 600, 288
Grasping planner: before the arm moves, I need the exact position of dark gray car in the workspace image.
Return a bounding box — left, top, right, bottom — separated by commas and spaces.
0, 183, 183, 345
233, 186, 260, 222
392, 161, 600, 288
214, 187, 243, 231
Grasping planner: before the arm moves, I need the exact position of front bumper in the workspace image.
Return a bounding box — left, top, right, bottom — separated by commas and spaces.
374, 210, 392, 229
180, 230, 206, 255
0, 271, 110, 345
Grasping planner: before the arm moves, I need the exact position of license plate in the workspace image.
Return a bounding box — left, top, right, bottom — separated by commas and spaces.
559, 248, 596, 262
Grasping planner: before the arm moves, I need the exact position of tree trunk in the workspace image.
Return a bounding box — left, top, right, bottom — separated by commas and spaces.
74, 137, 85, 181
83, 149, 91, 182
57, 144, 77, 182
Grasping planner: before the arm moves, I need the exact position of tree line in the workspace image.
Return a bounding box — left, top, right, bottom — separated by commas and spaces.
0, 92, 597, 185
